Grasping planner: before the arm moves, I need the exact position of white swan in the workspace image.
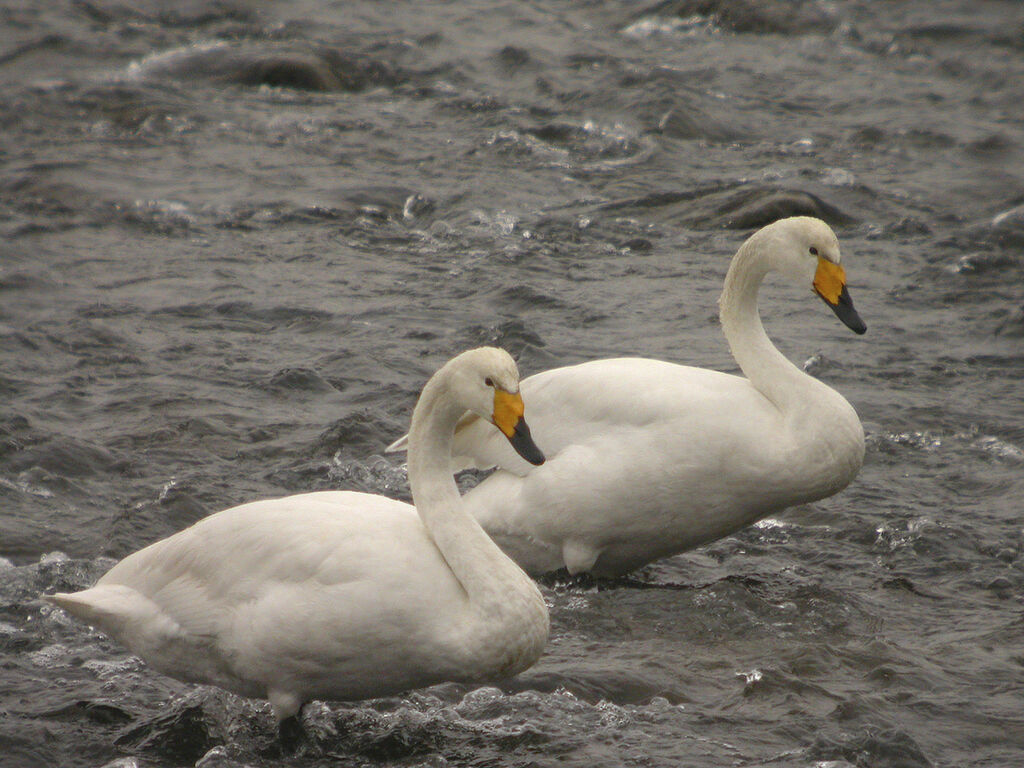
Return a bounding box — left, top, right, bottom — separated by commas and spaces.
388, 216, 867, 576
47, 348, 549, 724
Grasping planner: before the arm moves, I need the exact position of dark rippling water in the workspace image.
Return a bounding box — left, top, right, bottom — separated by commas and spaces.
2, 1, 1023, 766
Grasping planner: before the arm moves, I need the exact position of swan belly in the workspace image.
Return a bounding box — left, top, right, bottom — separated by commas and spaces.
467, 427, 791, 576
462, 359, 857, 576
53, 492, 527, 713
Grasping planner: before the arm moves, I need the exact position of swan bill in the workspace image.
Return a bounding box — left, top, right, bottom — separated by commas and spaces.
826, 285, 867, 335
493, 390, 545, 465
813, 257, 867, 335
509, 417, 545, 466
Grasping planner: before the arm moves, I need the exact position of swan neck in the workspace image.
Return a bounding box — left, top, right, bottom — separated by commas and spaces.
715, 232, 865, 505
718, 236, 804, 409
406, 373, 466, 523
405, 370, 535, 610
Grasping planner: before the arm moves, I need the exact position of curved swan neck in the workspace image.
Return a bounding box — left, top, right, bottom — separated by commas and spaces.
406, 366, 534, 609
406, 371, 468, 522
718, 233, 807, 410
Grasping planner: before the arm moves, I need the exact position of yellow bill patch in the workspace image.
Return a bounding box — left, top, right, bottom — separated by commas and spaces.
813, 257, 847, 305
492, 389, 525, 438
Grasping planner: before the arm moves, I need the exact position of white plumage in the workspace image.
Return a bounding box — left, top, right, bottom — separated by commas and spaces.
388, 217, 867, 576
48, 348, 549, 722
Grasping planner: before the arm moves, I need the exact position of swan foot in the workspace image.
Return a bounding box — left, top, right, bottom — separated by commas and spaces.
256, 707, 310, 759
277, 711, 307, 755
267, 689, 309, 754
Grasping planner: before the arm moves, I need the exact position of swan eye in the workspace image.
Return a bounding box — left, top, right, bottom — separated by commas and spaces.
485, 377, 494, 387
809, 247, 819, 256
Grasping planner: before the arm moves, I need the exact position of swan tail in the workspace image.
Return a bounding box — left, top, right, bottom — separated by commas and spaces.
387, 411, 487, 460
48, 586, 250, 694
386, 430, 492, 473
46, 585, 177, 645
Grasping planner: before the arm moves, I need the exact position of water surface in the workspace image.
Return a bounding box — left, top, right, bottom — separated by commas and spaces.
2, 1, 1023, 766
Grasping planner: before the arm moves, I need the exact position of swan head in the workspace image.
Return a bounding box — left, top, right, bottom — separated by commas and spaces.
760, 216, 867, 335
446, 347, 546, 466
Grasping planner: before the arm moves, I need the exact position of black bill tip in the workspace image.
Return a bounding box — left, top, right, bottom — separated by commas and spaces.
509, 417, 545, 466
825, 285, 867, 335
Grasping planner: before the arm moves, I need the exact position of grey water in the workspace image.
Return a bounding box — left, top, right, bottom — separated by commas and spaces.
1, 0, 1023, 766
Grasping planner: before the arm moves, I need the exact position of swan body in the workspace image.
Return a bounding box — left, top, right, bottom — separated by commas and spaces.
48, 348, 549, 721
388, 217, 867, 576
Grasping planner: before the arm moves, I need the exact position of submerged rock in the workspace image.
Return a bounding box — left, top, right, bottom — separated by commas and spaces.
127, 41, 399, 92
655, 105, 744, 143
594, 183, 856, 229
642, 0, 840, 35
706, 186, 856, 229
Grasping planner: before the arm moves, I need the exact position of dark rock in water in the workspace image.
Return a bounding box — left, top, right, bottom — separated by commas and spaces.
237, 52, 350, 91
527, 122, 583, 145
594, 183, 855, 229
806, 727, 933, 768
232, 51, 386, 92
132, 42, 398, 92
655, 105, 744, 143
620, 237, 653, 252
952, 251, 1018, 275
645, 0, 839, 35
705, 186, 856, 229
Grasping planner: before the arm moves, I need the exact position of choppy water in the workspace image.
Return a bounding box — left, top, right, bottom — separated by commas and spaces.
2, 0, 1023, 766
